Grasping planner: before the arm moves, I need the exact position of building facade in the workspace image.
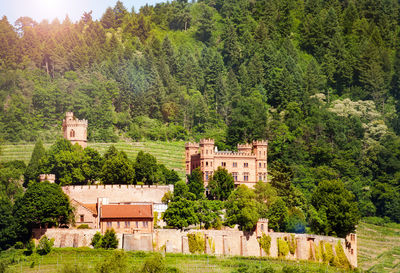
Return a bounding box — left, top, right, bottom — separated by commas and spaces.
185, 139, 268, 188
62, 112, 88, 148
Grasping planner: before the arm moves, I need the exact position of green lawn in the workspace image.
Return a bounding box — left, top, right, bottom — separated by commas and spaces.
0, 248, 349, 273
357, 221, 400, 272
0, 140, 187, 179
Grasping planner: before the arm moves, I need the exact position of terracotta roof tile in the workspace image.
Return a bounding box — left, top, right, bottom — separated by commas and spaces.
101, 204, 153, 219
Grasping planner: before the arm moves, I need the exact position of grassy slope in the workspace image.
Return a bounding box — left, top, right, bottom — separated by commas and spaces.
357, 221, 400, 272
1, 248, 346, 273
0, 141, 186, 179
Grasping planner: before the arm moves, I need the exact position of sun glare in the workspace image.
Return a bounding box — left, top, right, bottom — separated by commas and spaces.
33, 0, 69, 22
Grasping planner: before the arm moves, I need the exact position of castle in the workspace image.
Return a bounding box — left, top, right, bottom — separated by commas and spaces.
185, 139, 268, 188
62, 112, 88, 148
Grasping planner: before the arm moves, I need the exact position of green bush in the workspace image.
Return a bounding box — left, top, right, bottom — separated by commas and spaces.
77, 224, 90, 229
324, 242, 334, 264
140, 252, 166, 273
334, 241, 350, 269
14, 241, 24, 249
288, 234, 296, 255
91, 232, 102, 249
257, 233, 271, 255
101, 229, 118, 249
37, 235, 54, 255
277, 238, 289, 257
25, 239, 35, 255
59, 263, 90, 273
96, 250, 128, 273
0, 260, 8, 273
188, 232, 205, 254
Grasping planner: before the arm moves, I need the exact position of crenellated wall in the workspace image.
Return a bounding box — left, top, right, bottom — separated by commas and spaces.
62, 184, 174, 204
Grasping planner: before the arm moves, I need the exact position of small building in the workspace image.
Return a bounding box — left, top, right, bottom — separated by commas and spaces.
72, 198, 153, 234
39, 174, 56, 183
185, 139, 268, 188
62, 112, 88, 148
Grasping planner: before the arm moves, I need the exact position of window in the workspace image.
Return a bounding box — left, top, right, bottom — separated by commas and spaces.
117, 222, 120, 228
259, 162, 261, 167
205, 171, 209, 181
244, 162, 248, 168
263, 173, 267, 181
135, 221, 139, 228
143, 221, 148, 228
264, 151, 266, 156
107, 222, 112, 228
259, 173, 262, 181
221, 162, 226, 167
259, 151, 261, 157
244, 173, 249, 181
264, 163, 266, 168
206, 149, 208, 154
70, 129, 75, 138
125, 221, 130, 228
232, 172, 238, 181
186, 164, 189, 170
233, 162, 237, 167
261, 224, 264, 231
80, 215, 84, 222
206, 161, 208, 167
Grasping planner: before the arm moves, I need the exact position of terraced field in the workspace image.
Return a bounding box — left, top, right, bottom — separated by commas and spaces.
357, 221, 400, 272
0, 141, 186, 178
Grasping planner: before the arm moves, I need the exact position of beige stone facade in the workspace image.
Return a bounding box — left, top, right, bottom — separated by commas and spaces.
185, 139, 268, 188
62, 112, 88, 148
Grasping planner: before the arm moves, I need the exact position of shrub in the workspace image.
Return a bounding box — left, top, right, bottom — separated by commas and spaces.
140, 252, 166, 273
77, 224, 90, 229
288, 234, 296, 255
277, 238, 289, 257
37, 235, 54, 255
14, 241, 24, 249
314, 242, 321, 262
101, 229, 118, 249
257, 233, 271, 255
25, 239, 35, 255
324, 242, 334, 264
91, 232, 102, 249
334, 241, 350, 269
96, 250, 128, 273
0, 260, 8, 273
59, 263, 90, 273
188, 232, 205, 254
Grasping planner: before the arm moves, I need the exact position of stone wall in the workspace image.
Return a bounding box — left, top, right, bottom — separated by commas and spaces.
34, 228, 357, 268
62, 184, 174, 204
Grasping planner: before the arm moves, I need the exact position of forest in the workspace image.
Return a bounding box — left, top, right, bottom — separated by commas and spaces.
0, 0, 399, 226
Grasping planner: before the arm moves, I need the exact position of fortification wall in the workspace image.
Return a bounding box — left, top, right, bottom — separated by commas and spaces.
62, 184, 174, 204
34, 228, 357, 269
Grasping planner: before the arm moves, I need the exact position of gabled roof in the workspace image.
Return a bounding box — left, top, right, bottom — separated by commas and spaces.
71, 199, 98, 215
101, 204, 153, 219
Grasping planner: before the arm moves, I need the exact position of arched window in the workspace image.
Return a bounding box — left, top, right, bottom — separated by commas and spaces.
70, 129, 75, 138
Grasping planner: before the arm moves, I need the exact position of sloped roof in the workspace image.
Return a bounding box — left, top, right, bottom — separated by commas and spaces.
71, 199, 98, 215
101, 204, 152, 219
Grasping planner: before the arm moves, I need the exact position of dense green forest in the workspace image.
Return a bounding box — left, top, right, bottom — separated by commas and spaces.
0, 0, 400, 225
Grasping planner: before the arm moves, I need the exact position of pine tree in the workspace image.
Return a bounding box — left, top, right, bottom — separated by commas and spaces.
24, 139, 46, 187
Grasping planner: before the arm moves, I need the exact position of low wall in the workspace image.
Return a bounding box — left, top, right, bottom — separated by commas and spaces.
62, 184, 174, 203
34, 228, 357, 268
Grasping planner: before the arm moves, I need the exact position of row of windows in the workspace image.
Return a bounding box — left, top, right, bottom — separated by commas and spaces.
231, 172, 267, 182
105, 221, 149, 229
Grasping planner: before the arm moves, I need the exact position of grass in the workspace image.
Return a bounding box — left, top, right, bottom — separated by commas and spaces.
0, 248, 350, 273
357, 221, 400, 272
0, 140, 187, 179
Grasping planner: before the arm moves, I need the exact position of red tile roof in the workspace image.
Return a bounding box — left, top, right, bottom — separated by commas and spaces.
101, 204, 153, 219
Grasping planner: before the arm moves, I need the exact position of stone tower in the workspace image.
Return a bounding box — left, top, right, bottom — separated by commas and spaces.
62, 112, 88, 148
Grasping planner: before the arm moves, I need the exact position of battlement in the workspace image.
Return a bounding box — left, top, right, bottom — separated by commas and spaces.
215, 151, 253, 156
237, 143, 252, 148
252, 140, 268, 146
185, 142, 199, 148
39, 174, 56, 183
63, 119, 88, 126
199, 138, 215, 145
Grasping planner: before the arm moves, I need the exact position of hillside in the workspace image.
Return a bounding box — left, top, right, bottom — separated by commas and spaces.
358, 221, 400, 272
0, 141, 186, 178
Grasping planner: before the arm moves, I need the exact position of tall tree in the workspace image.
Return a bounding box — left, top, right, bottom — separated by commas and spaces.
24, 139, 46, 187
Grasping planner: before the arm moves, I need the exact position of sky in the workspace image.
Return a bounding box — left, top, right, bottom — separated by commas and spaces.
0, 0, 164, 25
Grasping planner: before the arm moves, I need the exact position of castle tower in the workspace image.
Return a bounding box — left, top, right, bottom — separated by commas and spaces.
185, 142, 200, 175
253, 140, 268, 182
199, 139, 215, 183
62, 112, 88, 148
